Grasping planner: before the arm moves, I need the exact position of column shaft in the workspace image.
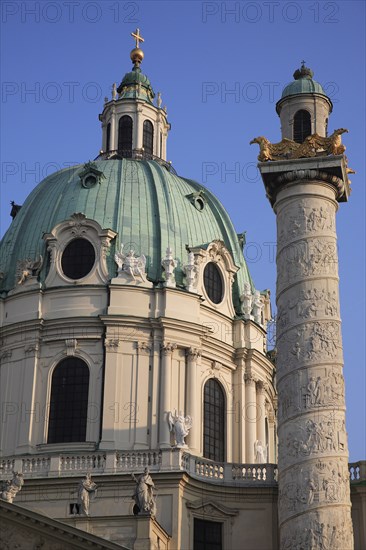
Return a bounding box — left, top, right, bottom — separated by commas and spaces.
274, 180, 353, 549
256, 381, 267, 458
186, 348, 201, 454
245, 376, 257, 463
159, 343, 176, 448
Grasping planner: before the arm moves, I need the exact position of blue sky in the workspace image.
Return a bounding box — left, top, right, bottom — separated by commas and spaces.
1, 0, 365, 461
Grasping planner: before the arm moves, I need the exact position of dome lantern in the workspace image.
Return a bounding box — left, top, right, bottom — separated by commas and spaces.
98, 29, 171, 162
276, 62, 333, 142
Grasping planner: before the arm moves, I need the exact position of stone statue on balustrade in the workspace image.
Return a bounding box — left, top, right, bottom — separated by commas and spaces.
254, 440, 267, 463
252, 290, 264, 325
240, 282, 253, 320
114, 244, 147, 283
168, 409, 193, 448
0, 471, 24, 503
132, 467, 157, 517
162, 246, 177, 288
77, 473, 98, 516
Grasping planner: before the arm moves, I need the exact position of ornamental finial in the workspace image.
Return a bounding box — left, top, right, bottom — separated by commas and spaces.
130, 28, 145, 68
293, 61, 314, 80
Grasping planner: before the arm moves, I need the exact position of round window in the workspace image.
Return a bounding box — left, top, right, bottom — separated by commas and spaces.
83, 175, 97, 188
61, 238, 95, 280
194, 197, 205, 211
203, 262, 223, 304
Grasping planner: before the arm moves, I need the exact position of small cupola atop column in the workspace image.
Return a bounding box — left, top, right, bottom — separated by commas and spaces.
276, 62, 332, 142
98, 29, 171, 161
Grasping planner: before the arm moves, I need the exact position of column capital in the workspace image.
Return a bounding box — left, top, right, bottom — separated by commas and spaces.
135, 341, 151, 353
256, 380, 268, 394
257, 156, 350, 207
105, 338, 120, 352
244, 373, 256, 387
186, 347, 202, 360
161, 342, 177, 356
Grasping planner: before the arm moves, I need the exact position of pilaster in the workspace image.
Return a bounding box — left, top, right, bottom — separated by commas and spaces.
244, 374, 257, 463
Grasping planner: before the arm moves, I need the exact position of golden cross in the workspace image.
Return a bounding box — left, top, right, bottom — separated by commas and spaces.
131, 28, 144, 49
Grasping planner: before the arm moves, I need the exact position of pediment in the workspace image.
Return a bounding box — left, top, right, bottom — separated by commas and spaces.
0, 500, 125, 550
186, 499, 239, 518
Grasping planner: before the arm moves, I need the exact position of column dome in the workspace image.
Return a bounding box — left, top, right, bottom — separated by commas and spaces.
276, 63, 333, 141
279, 65, 328, 101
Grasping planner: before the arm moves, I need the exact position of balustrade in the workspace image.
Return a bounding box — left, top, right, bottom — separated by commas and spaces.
0, 452, 363, 488
115, 451, 162, 470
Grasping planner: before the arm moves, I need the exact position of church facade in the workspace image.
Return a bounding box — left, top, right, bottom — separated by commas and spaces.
0, 30, 365, 550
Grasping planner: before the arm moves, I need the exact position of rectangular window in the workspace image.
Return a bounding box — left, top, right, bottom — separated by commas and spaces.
194, 518, 223, 550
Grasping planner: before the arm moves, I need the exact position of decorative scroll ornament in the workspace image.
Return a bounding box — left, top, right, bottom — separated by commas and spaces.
16, 255, 43, 285
250, 128, 349, 162
168, 409, 193, 448
114, 244, 147, 282
161, 246, 177, 288
132, 467, 157, 517
0, 472, 24, 503
77, 473, 98, 516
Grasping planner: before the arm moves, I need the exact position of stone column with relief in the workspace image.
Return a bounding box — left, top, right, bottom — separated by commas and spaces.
258, 155, 354, 549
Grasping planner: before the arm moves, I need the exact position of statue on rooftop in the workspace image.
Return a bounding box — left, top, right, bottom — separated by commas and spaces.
77, 473, 98, 516
132, 467, 156, 517
0, 471, 24, 503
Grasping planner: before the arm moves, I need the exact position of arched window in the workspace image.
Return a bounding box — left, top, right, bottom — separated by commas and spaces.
47, 358, 90, 443
293, 110, 311, 143
203, 379, 225, 462
143, 120, 154, 156
118, 115, 133, 156
106, 122, 111, 152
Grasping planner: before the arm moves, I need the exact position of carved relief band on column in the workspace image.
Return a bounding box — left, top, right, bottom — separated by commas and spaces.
277, 367, 345, 422
276, 237, 339, 293
276, 320, 342, 379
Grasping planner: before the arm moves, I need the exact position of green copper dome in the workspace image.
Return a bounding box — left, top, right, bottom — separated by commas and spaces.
0, 160, 253, 314
117, 67, 155, 104
280, 64, 328, 99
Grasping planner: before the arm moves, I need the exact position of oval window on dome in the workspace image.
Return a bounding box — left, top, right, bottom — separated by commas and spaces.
203, 262, 223, 304
61, 238, 95, 280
